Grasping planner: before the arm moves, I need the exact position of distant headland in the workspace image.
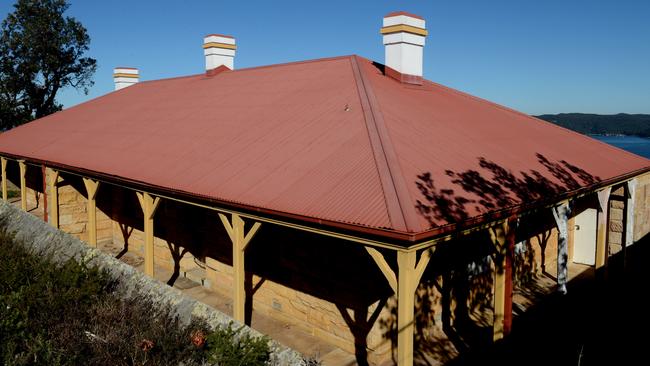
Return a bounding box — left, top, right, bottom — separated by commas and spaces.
535, 113, 650, 138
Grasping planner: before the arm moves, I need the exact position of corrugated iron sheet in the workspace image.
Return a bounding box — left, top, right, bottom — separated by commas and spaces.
360, 59, 650, 230
0, 55, 648, 239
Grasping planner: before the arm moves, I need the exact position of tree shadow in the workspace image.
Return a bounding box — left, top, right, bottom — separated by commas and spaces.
378, 232, 506, 365
116, 223, 133, 259
472, 233, 650, 366
245, 273, 266, 325
336, 299, 387, 366
401, 153, 601, 364
415, 154, 600, 227
166, 240, 189, 286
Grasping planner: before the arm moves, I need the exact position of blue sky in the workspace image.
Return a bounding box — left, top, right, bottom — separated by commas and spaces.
1, 0, 649, 115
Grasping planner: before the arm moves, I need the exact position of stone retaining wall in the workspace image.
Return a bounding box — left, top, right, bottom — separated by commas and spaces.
0, 200, 304, 366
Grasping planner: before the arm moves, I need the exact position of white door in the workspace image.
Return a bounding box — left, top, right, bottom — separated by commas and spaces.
573, 208, 597, 265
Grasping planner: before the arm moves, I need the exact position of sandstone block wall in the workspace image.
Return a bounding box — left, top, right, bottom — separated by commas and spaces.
6, 175, 576, 364
607, 173, 650, 255
609, 186, 626, 255
7, 164, 650, 365
97, 184, 394, 362
54, 173, 113, 244
633, 172, 650, 241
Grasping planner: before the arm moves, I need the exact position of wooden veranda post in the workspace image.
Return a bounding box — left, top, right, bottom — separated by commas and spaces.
41, 165, 48, 222
1, 157, 7, 201
137, 192, 161, 277
552, 202, 570, 294
624, 180, 637, 267
47, 169, 60, 228
18, 160, 26, 211
397, 251, 417, 365
489, 222, 508, 341
490, 219, 515, 341
219, 213, 261, 324
625, 180, 637, 248
596, 188, 612, 269
82, 178, 100, 247
219, 213, 262, 324
365, 246, 432, 366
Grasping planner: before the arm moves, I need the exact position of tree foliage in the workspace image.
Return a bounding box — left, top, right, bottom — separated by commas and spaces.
0, 0, 96, 130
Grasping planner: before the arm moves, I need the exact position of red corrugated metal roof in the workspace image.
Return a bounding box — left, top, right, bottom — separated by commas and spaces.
0, 55, 648, 241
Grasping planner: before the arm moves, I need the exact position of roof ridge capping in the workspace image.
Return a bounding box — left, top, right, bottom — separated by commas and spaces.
351, 55, 421, 233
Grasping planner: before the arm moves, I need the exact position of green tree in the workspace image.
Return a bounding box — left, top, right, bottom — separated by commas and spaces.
0, 0, 96, 130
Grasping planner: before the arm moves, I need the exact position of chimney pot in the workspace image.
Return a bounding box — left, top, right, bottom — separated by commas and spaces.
381, 12, 427, 84
204, 34, 236, 73
113, 67, 139, 90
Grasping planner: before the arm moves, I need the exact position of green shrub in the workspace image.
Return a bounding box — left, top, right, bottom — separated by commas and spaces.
205, 324, 271, 366
6, 189, 19, 199
80, 297, 209, 365
0, 233, 273, 366
0, 235, 113, 365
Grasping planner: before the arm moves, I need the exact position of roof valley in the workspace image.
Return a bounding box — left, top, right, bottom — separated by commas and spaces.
349, 56, 420, 233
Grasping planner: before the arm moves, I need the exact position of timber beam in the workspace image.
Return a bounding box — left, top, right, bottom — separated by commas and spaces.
366, 247, 397, 293
364, 246, 433, 366
47, 169, 60, 228
552, 202, 571, 294
624, 180, 636, 248
1, 157, 6, 201
137, 192, 161, 277
219, 213, 261, 324
489, 219, 515, 341
18, 160, 26, 211
83, 178, 100, 247
596, 188, 611, 269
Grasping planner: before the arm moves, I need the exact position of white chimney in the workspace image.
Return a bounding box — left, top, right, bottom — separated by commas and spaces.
113, 67, 139, 90
381, 11, 427, 84
203, 34, 236, 73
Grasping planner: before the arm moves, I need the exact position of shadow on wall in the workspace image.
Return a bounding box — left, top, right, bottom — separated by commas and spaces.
86, 181, 397, 364
378, 154, 601, 365
7, 153, 603, 365
379, 232, 497, 364
246, 224, 395, 365
4, 162, 45, 211
453, 233, 650, 366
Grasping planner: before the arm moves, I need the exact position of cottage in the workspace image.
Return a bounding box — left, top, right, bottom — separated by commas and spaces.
1, 12, 649, 366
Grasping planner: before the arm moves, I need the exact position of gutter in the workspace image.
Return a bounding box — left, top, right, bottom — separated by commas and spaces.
2, 152, 649, 250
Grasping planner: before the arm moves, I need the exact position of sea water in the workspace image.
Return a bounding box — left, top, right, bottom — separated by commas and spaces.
592, 135, 650, 160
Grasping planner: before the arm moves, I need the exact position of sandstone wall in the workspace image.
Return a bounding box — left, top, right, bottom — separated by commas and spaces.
608, 186, 626, 255
6, 175, 580, 364
607, 172, 650, 256
8, 165, 650, 365
633, 172, 650, 241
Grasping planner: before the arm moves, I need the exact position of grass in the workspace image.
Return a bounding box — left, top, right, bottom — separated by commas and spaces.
0, 233, 272, 366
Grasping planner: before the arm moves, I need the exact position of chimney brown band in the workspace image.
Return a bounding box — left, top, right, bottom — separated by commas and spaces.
113, 73, 139, 78
202, 42, 237, 50
380, 24, 428, 36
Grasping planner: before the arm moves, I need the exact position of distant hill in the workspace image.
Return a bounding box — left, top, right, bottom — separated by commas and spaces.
534, 113, 650, 137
